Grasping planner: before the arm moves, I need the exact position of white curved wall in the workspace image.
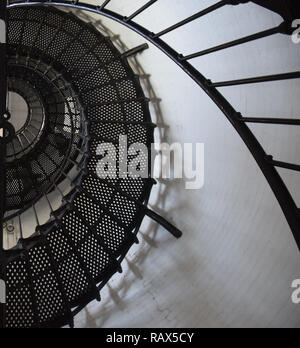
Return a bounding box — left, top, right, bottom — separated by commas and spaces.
74, 0, 300, 328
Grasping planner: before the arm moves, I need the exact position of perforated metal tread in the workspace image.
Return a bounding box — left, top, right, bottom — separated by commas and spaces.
2, 6, 154, 328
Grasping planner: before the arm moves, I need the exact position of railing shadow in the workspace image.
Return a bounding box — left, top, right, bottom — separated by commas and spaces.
72, 9, 180, 328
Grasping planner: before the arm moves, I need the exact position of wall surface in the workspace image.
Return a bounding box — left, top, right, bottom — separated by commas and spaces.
70, 0, 300, 328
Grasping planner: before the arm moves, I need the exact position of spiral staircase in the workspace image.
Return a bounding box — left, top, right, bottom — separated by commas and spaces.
0, 0, 299, 328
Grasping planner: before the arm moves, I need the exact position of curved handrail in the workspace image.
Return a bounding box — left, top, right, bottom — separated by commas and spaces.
6, 0, 300, 251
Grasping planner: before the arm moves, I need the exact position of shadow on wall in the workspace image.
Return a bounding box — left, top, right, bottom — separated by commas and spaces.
70, 10, 197, 328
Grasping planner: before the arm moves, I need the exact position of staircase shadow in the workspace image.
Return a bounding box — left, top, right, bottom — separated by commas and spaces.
72, 10, 183, 328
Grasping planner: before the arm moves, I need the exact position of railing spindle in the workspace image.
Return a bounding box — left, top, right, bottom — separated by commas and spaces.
212, 71, 300, 87
242, 117, 300, 126
182, 24, 284, 60
125, 0, 158, 22
152, 0, 228, 38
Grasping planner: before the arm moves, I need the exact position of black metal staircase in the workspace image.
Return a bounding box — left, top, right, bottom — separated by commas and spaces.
0, 0, 299, 328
